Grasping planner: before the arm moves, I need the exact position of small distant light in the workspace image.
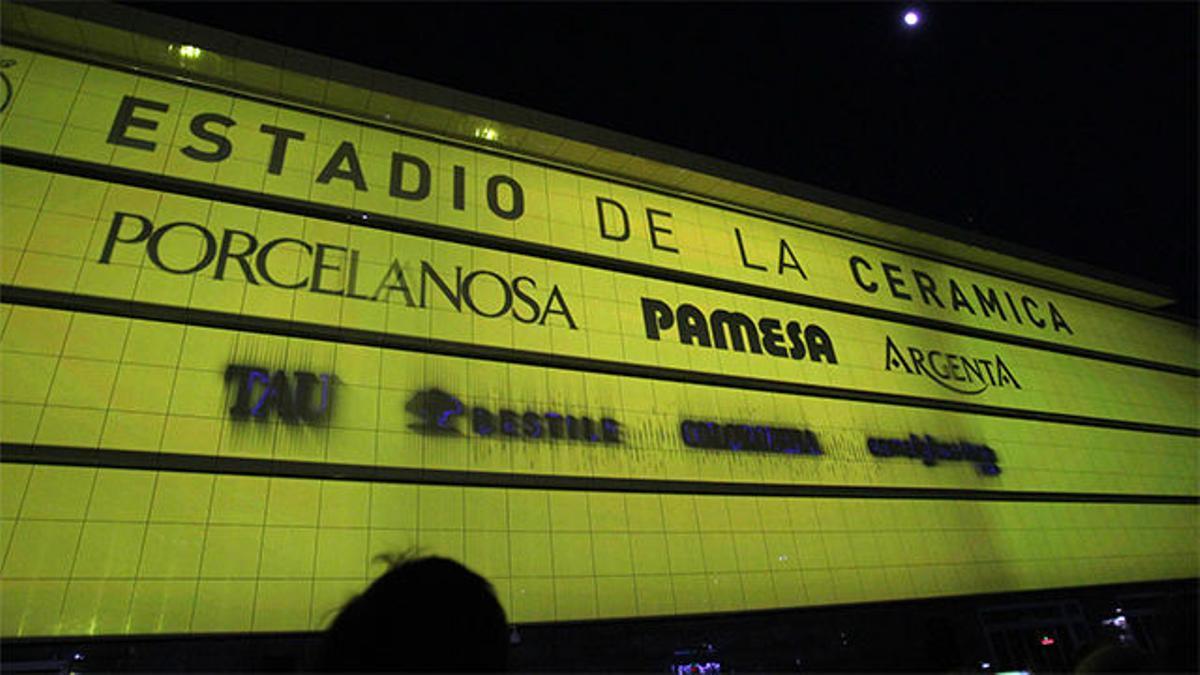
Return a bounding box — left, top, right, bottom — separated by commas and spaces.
72, 653, 84, 661
177, 45, 203, 59
981, 662, 991, 670
361, 214, 368, 220
1040, 636, 1056, 646
474, 127, 499, 142
903, 10, 920, 27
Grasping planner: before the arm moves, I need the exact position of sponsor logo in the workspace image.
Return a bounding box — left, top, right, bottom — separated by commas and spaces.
100, 211, 577, 327
680, 420, 822, 455
885, 336, 1020, 395
225, 365, 334, 424
641, 297, 838, 363
406, 388, 621, 444
868, 434, 1001, 476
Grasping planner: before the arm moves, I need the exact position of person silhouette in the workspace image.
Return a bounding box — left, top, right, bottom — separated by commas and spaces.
318, 554, 509, 672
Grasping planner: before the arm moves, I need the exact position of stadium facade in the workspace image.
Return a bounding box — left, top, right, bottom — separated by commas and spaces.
1, 2, 1195, 670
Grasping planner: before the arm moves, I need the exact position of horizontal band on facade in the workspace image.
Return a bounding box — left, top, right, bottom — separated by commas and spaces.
5, 39, 1186, 325
3, 285, 1198, 438
1, 147, 1193, 380
3, 443, 1197, 505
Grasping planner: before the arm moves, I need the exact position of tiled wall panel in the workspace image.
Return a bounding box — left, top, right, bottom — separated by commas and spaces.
2, 463, 1195, 637
0, 40, 1196, 641
0, 44, 1193, 367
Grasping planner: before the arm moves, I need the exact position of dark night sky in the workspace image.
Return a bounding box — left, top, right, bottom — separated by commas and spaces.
127, 2, 1198, 318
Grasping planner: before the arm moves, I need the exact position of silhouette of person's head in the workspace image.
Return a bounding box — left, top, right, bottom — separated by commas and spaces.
319, 554, 509, 672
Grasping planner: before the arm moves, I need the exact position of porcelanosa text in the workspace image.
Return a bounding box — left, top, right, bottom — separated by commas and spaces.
98, 211, 577, 327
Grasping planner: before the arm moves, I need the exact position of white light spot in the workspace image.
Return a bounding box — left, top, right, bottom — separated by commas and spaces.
177, 45, 203, 59
904, 10, 920, 27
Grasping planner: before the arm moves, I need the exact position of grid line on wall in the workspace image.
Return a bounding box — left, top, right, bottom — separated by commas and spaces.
2, 445, 1194, 506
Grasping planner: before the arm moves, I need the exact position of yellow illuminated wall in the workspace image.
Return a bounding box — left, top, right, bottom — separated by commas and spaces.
0, 40, 1196, 640
0, 45, 1191, 368
2, 461, 1193, 636
1, 164, 1193, 429
1, 306, 1196, 496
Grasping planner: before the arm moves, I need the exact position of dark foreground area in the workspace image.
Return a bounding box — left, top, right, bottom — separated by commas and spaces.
3, 578, 1194, 673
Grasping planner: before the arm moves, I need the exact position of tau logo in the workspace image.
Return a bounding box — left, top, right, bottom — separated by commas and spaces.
884, 336, 1020, 395
225, 365, 334, 424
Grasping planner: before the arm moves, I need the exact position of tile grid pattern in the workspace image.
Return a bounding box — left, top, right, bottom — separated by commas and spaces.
1, 461, 1196, 636
2, 164, 1193, 430
0, 44, 1192, 367
0, 42, 1196, 640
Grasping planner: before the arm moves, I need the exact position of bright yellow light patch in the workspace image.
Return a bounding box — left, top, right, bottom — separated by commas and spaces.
0, 463, 1195, 637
